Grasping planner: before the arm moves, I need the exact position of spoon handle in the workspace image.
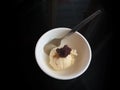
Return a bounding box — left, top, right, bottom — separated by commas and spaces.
63, 10, 102, 38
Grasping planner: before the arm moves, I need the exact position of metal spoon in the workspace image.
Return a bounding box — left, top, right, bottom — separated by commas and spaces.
44, 10, 102, 55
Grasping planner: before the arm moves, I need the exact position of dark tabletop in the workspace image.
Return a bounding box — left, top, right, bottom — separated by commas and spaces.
8, 0, 112, 90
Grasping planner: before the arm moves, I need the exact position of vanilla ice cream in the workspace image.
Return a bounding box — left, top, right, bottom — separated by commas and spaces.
49, 45, 77, 71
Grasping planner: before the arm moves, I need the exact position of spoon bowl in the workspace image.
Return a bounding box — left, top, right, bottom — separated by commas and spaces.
44, 38, 61, 55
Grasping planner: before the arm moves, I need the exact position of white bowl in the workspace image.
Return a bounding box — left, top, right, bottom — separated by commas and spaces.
35, 27, 92, 80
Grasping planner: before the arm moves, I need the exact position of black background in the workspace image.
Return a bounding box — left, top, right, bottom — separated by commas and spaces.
6, 0, 112, 90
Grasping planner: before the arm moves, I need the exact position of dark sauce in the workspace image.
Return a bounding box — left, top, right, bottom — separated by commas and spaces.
56, 45, 71, 57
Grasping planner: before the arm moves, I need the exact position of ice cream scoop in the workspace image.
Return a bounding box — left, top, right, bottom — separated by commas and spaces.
49, 45, 78, 70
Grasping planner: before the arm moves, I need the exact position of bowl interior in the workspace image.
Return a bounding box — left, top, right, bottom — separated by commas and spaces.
35, 27, 91, 80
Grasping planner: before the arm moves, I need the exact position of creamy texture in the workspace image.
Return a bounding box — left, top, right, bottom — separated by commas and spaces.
49, 46, 77, 70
